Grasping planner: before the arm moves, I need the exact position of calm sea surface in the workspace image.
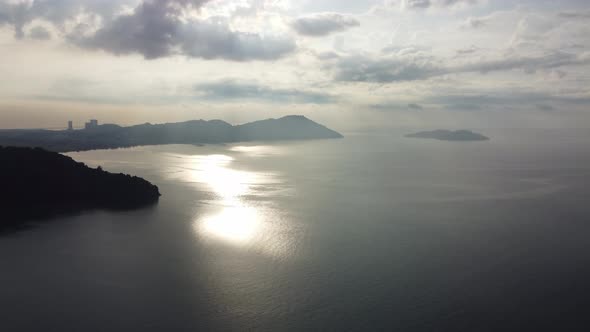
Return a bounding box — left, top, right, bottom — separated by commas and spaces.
1, 130, 590, 331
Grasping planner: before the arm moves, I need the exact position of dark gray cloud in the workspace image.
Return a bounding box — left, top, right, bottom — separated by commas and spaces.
405, 0, 431, 9
0, 1, 27, 38
558, 11, 590, 19
326, 51, 590, 83
82, 0, 295, 60
194, 80, 333, 104
1, 0, 295, 61
408, 103, 423, 110
291, 13, 359, 37
71, 0, 295, 61
29, 25, 51, 40
70, 0, 180, 59
177, 21, 296, 61
0, 0, 133, 39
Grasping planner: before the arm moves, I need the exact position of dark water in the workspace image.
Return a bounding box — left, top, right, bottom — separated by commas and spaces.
2, 130, 590, 331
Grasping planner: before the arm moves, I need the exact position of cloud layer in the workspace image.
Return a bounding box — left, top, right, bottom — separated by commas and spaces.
1, 0, 590, 130
0, 0, 133, 38
194, 80, 333, 104
402, 0, 480, 9
325, 51, 590, 83
2, 0, 296, 61
291, 13, 359, 36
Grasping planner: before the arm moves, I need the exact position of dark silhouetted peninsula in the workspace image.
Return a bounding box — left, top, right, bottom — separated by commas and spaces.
406, 130, 489, 141
0, 146, 160, 228
0, 115, 343, 152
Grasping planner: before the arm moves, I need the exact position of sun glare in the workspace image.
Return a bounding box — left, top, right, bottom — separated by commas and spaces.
190, 154, 264, 246
199, 205, 260, 244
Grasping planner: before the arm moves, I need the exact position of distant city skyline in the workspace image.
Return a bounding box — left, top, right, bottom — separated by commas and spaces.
1, 0, 589, 131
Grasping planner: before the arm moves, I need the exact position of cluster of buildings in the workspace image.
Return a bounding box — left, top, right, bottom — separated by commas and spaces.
85, 119, 99, 130
67, 119, 99, 130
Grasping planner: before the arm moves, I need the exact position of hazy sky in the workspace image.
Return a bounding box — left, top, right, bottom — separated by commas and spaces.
1, 0, 589, 130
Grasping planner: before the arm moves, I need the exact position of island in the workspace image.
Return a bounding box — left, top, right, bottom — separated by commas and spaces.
0, 146, 160, 229
405, 130, 489, 141
0, 115, 343, 152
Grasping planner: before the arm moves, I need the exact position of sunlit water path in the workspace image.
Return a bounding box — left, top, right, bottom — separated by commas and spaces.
165, 152, 296, 257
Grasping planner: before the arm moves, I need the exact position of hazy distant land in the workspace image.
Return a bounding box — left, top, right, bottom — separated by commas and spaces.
406, 130, 489, 141
0, 146, 160, 228
0, 115, 343, 152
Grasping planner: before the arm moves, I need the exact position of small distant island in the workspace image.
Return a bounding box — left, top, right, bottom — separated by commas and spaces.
0, 146, 160, 229
0, 115, 343, 153
405, 130, 489, 141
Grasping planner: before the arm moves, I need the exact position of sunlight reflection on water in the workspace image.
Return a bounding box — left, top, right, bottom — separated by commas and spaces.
166, 152, 293, 257
229, 145, 284, 157
200, 205, 260, 244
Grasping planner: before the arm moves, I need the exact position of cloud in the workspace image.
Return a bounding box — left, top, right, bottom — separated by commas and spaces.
291, 13, 359, 37
459, 52, 586, 74
324, 51, 590, 83
325, 53, 442, 83
509, 14, 557, 48
369, 102, 423, 112
0, 0, 134, 39
29, 25, 51, 40
382, 45, 432, 56
29, 78, 335, 106
0, 1, 25, 38
508, 12, 590, 53
536, 104, 554, 111
444, 103, 483, 111
402, 0, 481, 9
404, 0, 431, 9
71, 0, 295, 61
1, 0, 296, 61
455, 45, 479, 55
177, 22, 295, 61
436, 0, 480, 6
460, 17, 488, 29
558, 11, 590, 19
422, 90, 590, 112
194, 80, 334, 104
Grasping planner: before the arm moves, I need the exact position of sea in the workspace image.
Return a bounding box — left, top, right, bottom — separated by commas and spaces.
1, 129, 590, 331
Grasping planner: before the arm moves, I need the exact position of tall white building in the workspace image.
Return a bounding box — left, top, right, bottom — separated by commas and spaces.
84, 119, 98, 129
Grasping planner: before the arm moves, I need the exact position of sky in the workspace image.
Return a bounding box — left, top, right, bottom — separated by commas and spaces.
0, 0, 589, 131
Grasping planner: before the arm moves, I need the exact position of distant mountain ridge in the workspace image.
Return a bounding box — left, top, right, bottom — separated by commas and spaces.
0, 115, 343, 152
